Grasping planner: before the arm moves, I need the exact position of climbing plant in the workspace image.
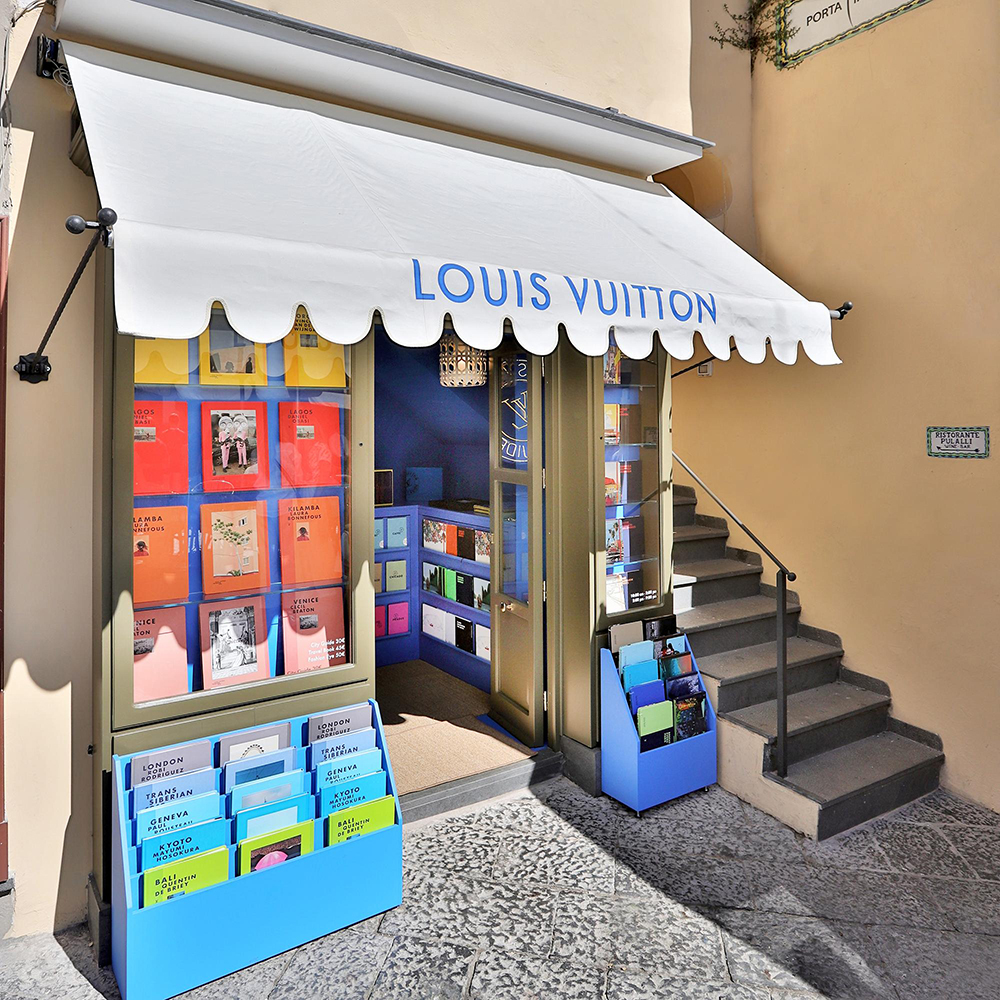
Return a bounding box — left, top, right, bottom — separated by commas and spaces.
709, 0, 798, 71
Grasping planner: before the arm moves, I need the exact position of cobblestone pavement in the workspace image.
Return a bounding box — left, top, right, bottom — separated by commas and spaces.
2, 777, 999, 999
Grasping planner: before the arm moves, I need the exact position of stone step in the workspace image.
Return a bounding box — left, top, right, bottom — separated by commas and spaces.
672, 558, 762, 610
673, 522, 730, 562
766, 731, 945, 840
673, 491, 698, 526
698, 637, 843, 713
723, 681, 891, 769
678, 594, 800, 658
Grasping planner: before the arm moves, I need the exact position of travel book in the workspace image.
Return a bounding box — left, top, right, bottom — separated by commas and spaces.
455, 616, 474, 653
234, 793, 314, 843
604, 403, 620, 445
443, 568, 457, 601
131, 740, 212, 787
307, 704, 371, 744
385, 516, 408, 548
133, 505, 189, 605
278, 496, 343, 586
312, 747, 382, 790
475, 529, 491, 566
422, 562, 443, 595
606, 572, 628, 615
609, 620, 643, 655
199, 596, 271, 690
133, 606, 189, 704
421, 603, 446, 641
282, 307, 347, 387
636, 700, 674, 737
142, 846, 229, 907
660, 652, 694, 680
603, 344, 622, 384
456, 526, 476, 561
311, 727, 376, 767
444, 611, 456, 646
445, 524, 458, 556
375, 605, 386, 637
238, 819, 315, 875
201, 401, 270, 491
217, 722, 291, 764
455, 572, 474, 607
387, 602, 409, 635
281, 587, 347, 673
619, 640, 655, 668
374, 520, 384, 550
228, 769, 307, 814
222, 747, 296, 792
277, 400, 342, 488
133, 767, 217, 815
606, 518, 624, 562
628, 678, 665, 715
473, 577, 490, 610
384, 560, 406, 592
674, 692, 708, 740
134, 337, 190, 385
374, 562, 383, 594
422, 518, 446, 553
475, 624, 491, 660
327, 794, 395, 845
200, 500, 270, 596
318, 769, 387, 817
605, 462, 621, 506
622, 660, 659, 694
136, 790, 222, 842
133, 400, 189, 496
140, 816, 228, 871
198, 304, 267, 387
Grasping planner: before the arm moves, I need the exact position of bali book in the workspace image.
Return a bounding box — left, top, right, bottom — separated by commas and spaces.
134, 337, 190, 385
277, 400, 342, 488
133, 505, 189, 605
282, 306, 347, 387
278, 496, 343, 586
133, 607, 189, 704
199, 596, 271, 690
142, 846, 229, 907
133, 400, 189, 496
200, 500, 269, 596
197, 303, 267, 387
327, 794, 394, 845
201, 400, 270, 492
281, 587, 347, 674
238, 818, 315, 875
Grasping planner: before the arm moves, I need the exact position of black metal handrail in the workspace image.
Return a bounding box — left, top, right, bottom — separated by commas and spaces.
670, 357, 714, 379
672, 452, 796, 777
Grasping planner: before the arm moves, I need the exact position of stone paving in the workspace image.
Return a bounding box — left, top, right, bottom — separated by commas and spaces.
2, 777, 999, 999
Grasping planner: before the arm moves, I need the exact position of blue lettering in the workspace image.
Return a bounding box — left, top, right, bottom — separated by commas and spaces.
480, 267, 508, 307
648, 286, 665, 320
669, 290, 694, 322
564, 276, 589, 314
620, 283, 631, 318
529, 272, 550, 310
594, 280, 618, 316
513, 270, 524, 308
438, 263, 475, 303
412, 258, 435, 301
695, 292, 717, 325
630, 285, 648, 318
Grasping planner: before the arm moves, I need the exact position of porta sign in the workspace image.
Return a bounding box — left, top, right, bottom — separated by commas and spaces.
927, 427, 989, 460
777, 0, 934, 66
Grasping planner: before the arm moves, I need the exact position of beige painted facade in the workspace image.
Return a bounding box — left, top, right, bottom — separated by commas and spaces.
673, 0, 1000, 809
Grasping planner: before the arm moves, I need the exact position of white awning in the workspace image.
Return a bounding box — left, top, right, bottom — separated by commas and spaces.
64, 42, 840, 365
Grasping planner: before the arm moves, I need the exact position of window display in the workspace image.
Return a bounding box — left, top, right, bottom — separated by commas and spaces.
131, 303, 351, 707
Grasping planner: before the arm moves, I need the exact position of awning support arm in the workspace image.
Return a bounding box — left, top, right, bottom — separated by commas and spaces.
829, 301, 853, 321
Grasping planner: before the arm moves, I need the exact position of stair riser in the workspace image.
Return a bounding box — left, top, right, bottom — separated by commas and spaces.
673, 572, 761, 611
673, 535, 729, 563
766, 705, 890, 770
687, 611, 799, 658
673, 502, 697, 527
816, 759, 944, 840
714, 657, 841, 714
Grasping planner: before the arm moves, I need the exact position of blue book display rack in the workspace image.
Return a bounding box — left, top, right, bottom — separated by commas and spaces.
600, 635, 717, 813
111, 700, 402, 1000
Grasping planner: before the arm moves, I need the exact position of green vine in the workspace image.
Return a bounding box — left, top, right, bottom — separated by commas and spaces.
709, 0, 798, 71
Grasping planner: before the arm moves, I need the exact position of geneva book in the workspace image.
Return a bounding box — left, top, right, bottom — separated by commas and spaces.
277, 400, 342, 488
278, 496, 343, 586
281, 587, 347, 674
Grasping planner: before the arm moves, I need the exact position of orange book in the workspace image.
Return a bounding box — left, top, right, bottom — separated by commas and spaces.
278, 496, 343, 586
445, 523, 458, 556
133, 506, 189, 606
281, 587, 347, 674
200, 501, 270, 597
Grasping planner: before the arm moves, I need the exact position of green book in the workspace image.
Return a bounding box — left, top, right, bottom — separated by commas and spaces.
142, 846, 229, 907
443, 568, 457, 601
327, 794, 395, 845
385, 560, 407, 592
237, 818, 315, 875
636, 700, 674, 737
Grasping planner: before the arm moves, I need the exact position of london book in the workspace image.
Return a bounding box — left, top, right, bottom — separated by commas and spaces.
133, 505, 190, 605
278, 495, 343, 586
131, 740, 212, 787
281, 587, 347, 673
277, 400, 343, 488
133, 400, 189, 496
307, 703, 371, 744
133, 606, 189, 704
199, 500, 270, 597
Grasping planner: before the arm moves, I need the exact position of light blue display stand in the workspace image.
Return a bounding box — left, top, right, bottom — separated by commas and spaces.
111, 700, 402, 1000
600, 637, 717, 814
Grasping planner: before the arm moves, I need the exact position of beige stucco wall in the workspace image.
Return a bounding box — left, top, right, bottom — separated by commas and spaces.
673, 0, 1000, 808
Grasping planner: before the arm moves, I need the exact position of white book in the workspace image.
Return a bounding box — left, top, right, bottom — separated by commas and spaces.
475, 624, 491, 661
421, 603, 446, 639
444, 612, 457, 646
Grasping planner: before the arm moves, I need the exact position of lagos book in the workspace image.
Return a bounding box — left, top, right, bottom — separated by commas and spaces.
277, 400, 342, 488
133, 400, 188, 496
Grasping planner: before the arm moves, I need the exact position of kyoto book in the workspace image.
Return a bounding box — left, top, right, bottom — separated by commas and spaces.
133, 505, 189, 605
277, 400, 343, 488
278, 495, 343, 586
199, 595, 271, 690
200, 500, 270, 596
133, 400, 189, 496
281, 587, 347, 674
282, 306, 347, 387
133, 607, 189, 703
201, 400, 270, 492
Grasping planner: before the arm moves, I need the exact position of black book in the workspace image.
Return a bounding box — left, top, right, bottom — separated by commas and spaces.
644, 616, 678, 640
674, 692, 708, 740
456, 526, 476, 562
455, 572, 475, 608
455, 616, 475, 653
639, 729, 673, 753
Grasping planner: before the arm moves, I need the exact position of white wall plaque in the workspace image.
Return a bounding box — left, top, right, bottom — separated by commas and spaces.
927, 427, 989, 460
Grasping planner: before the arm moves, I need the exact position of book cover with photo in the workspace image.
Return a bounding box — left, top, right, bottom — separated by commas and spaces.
474, 529, 491, 565
604, 461, 621, 506
197, 303, 267, 387
200, 500, 270, 596
199, 596, 271, 690
603, 344, 622, 385
606, 518, 624, 562
133, 505, 190, 606
603, 403, 620, 446
422, 518, 446, 553
278, 495, 343, 586
238, 818, 314, 875
282, 306, 347, 388
281, 587, 347, 674
422, 561, 443, 595
277, 400, 342, 488
473, 576, 491, 611
133, 400, 189, 496
201, 401, 270, 492
606, 572, 628, 615
133, 606, 189, 703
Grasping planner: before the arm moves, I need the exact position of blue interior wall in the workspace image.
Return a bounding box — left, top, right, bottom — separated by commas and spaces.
374, 329, 489, 502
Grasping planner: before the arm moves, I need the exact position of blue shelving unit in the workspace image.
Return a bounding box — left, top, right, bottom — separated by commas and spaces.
374, 505, 420, 666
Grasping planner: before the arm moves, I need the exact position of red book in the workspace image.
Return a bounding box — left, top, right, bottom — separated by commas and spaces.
201, 401, 269, 492
133, 606, 189, 703
277, 401, 342, 488
281, 588, 347, 674
445, 524, 458, 556
375, 605, 387, 638
134, 401, 188, 496
278, 496, 343, 586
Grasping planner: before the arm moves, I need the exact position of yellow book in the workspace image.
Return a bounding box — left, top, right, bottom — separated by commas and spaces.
283, 307, 346, 388
198, 302, 267, 387
134, 337, 190, 385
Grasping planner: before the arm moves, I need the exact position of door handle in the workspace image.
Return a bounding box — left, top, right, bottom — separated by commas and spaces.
498, 601, 514, 612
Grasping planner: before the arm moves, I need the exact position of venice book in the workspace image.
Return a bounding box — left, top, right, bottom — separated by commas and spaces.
133, 606, 189, 704
133, 400, 189, 496
238, 818, 315, 875
140, 817, 228, 871
133, 505, 189, 606
277, 400, 342, 488
142, 846, 229, 907
281, 587, 347, 674
200, 500, 270, 596
201, 401, 270, 492
197, 303, 267, 387
278, 495, 343, 586
327, 794, 395, 845
282, 306, 347, 387
199, 596, 271, 690
134, 336, 190, 385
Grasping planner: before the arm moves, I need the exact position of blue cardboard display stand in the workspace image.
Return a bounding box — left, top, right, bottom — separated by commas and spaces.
600, 637, 717, 813
111, 700, 402, 1000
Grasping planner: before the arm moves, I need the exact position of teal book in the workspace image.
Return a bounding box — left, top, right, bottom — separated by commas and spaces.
228, 769, 307, 814
319, 769, 387, 816
234, 792, 315, 842
313, 746, 382, 789
374, 519, 384, 549
140, 817, 228, 871
136, 791, 222, 842
386, 516, 408, 548
622, 659, 659, 694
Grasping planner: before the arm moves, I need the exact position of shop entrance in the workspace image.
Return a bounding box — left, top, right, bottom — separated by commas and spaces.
372, 330, 546, 797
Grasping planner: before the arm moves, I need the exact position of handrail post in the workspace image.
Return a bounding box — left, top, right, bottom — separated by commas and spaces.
776, 570, 788, 778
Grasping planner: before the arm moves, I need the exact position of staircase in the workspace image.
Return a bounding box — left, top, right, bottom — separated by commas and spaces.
673, 485, 944, 840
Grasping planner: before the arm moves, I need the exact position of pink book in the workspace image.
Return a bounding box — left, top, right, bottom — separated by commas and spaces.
387, 602, 409, 635
133, 606, 189, 703
375, 605, 387, 638
281, 587, 347, 674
